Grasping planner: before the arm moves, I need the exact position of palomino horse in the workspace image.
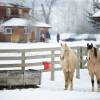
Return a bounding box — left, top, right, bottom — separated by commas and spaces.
87, 43, 100, 92
60, 43, 79, 90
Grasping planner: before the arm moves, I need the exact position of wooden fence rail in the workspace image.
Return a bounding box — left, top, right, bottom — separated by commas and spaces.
0, 45, 100, 80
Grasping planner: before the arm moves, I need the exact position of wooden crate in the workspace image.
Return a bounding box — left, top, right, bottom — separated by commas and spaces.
0, 70, 41, 88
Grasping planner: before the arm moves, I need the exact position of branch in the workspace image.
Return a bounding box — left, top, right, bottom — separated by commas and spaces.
94, 2, 100, 9
41, 3, 47, 21
41, 0, 57, 23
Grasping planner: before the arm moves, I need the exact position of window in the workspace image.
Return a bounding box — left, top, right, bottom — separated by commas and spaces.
24, 27, 28, 33
19, 9, 22, 15
11, 8, 18, 16
5, 28, 12, 33
7, 8, 11, 16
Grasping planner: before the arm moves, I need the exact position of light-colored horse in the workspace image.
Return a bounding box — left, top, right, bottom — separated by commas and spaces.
87, 43, 100, 92
60, 43, 79, 90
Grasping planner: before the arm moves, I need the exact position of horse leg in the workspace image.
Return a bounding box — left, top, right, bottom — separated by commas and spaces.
97, 80, 100, 92
63, 71, 68, 90
90, 74, 94, 92
69, 72, 74, 90
95, 72, 100, 92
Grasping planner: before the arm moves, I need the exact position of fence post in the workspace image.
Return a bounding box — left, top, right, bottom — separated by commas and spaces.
51, 50, 55, 81
80, 47, 83, 68
76, 47, 81, 79
21, 50, 25, 71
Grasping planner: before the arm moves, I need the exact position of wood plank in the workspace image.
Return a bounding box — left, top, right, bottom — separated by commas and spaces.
0, 57, 21, 60
25, 54, 60, 60
0, 64, 21, 68
0, 49, 22, 53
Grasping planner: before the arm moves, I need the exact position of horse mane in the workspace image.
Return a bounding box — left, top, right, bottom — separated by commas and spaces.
93, 47, 97, 58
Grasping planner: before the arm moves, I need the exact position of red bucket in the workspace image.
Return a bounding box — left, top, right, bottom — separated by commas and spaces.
42, 61, 52, 70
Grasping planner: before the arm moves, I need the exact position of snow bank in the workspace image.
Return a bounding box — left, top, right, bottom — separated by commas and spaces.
0, 69, 100, 100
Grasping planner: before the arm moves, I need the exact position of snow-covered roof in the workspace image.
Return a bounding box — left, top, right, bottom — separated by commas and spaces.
0, 18, 51, 28
93, 10, 100, 17
33, 22, 51, 28
0, 2, 13, 7
0, 18, 29, 26
0, 2, 30, 8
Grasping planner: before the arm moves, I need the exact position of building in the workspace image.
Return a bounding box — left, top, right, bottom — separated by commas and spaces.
92, 10, 100, 21
0, 2, 51, 42
0, 18, 51, 42
0, 2, 31, 42
0, 2, 30, 22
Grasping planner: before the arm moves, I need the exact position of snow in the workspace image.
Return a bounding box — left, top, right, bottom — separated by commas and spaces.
0, 69, 100, 100
0, 42, 100, 100
93, 10, 100, 17
0, 42, 60, 49
0, 18, 29, 26
34, 22, 51, 28
0, 41, 100, 50
0, 18, 51, 28
57, 33, 76, 40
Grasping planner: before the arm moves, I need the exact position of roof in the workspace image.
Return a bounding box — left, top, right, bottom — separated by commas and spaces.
0, 2, 30, 9
0, 2, 12, 7
0, 18, 52, 28
93, 10, 100, 17
0, 18, 29, 26
33, 22, 51, 28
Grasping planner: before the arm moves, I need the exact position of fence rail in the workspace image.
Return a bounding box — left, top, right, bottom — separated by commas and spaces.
0, 45, 100, 80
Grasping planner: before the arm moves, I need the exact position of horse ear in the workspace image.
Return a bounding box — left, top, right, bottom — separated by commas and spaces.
87, 43, 89, 47
91, 43, 93, 47
65, 43, 67, 47
61, 43, 62, 46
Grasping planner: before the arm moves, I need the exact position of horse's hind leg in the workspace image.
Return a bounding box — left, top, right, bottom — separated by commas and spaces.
97, 80, 100, 92
95, 72, 100, 92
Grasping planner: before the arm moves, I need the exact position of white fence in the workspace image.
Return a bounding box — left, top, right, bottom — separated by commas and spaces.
0, 44, 100, 80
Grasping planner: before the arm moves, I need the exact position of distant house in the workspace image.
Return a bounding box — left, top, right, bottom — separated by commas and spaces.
0, 18, 30, 42
34, 22, 51, 42
0, 2, 30, 21
0, 2, 51, 43
0, 18, 51, 42
92, 10, 100, 21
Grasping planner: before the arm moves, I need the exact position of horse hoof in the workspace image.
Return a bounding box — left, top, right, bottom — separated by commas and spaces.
97, 88, 100, 92
70, 88, 73, 91
92, 87, 94, 92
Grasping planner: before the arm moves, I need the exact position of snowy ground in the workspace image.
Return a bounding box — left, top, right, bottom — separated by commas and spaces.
0, 42, 100, 100
0, 69, 100, 100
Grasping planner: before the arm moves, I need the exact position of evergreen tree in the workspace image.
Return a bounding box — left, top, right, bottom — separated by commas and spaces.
88, 0, 100, 33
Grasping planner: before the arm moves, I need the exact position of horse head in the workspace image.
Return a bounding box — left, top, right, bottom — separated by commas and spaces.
60, 43, 69, 60
87, 43, 93, 50
87, 43, 97, 58
61, 43, 69, 51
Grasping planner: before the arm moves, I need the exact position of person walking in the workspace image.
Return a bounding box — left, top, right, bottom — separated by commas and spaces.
45, 31, 51, 42
57, 33, 60, 43
40, 31, 45, 42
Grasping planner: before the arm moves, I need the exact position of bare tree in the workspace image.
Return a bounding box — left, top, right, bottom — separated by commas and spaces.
31, 0, 38, 21
41, 0, 57, 24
